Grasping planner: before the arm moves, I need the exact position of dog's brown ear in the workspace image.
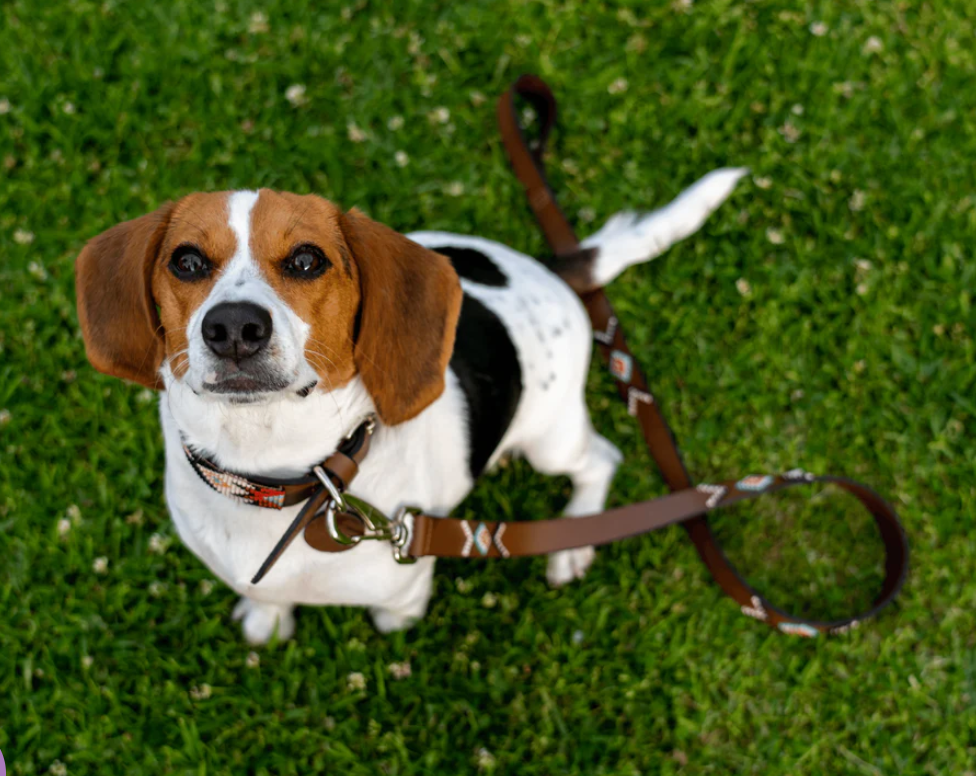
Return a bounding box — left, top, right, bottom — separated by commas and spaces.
340, 209, 462, 426
75, 203, 175, 389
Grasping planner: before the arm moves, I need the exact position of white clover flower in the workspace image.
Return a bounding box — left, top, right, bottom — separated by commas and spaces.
189, 683, 212, 700
863, 36, 883, 54
13, 228, 34, 245
766, 228, 785, 245
347, 122, 367, 143
63, 102, 76, 115
148, 533, 170, 554
93, 557, 108, 574
246, 651, 260, 668
387, 661, 412, 679
200, 579, 215, 596
0, 97, 11, 114
285, 84, 307, 107
248, 11, 269, 34
791, 104, 804, 116
608, 77, 629, 95
476, 748, 496, 770
148, 581, 166, 598
0, 409, 10, 425
58, 518, 72, 536
429, 106, 450, 124
387, 115, 404, 131
28, 261, 47, 280
81, 655, 94, 669
469, 91, 487, 106
778, 121, 801, 143
736, 278, 752, 296
67, 504, 81, 523
849, 190, 866, 211
49, 761, 68, 776
809, 21, 828, 36
346, 671, 367, 691
481, 592, 497, 608
445, 181, 465, 197
754, 176, 772, 189
395, 150, 409, 167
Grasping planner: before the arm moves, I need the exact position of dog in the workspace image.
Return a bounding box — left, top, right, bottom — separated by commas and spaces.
75, 168, 745, 643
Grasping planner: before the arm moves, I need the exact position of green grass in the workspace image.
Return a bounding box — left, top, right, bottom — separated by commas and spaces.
2, 0, 975, 773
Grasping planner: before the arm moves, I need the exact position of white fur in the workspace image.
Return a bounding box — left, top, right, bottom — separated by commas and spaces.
581, 167, 748, 286
158, 170, 742, 643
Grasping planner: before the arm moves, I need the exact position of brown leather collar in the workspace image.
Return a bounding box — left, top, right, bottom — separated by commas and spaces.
182, 416, 378, 583
201, 76, 909, 638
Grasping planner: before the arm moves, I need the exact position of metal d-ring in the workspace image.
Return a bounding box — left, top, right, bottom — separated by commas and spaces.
313, 465, 346, 511
391, 506, 419, 564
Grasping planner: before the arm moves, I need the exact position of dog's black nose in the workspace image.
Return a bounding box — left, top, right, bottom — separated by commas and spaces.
202, 302, 272, 361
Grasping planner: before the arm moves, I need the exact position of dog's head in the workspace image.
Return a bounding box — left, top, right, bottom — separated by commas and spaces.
75, 190, 462, 424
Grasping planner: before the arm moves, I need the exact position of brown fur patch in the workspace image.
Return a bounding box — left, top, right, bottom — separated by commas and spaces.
339, 208, 462, 425
151, 192, 236, 377
76, 202, 176, 388
249, 190, 361, 387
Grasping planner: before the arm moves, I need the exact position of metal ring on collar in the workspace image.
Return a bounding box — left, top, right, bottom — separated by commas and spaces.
313, 465, 345, 511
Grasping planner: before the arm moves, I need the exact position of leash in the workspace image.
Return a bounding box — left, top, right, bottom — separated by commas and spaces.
196, 76, 908, 637
493, 75, 908, 635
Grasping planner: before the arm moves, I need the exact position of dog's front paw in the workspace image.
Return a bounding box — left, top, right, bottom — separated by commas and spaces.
370, 606, 422, 634
232, 597, 296, 645
547, 546, 595, 587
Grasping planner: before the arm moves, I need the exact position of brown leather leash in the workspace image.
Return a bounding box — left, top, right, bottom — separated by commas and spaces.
220, 76, 908, 637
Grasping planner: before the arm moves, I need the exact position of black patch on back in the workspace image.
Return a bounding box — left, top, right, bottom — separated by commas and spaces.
435, 246, 508, 287
450, 294, 523, 478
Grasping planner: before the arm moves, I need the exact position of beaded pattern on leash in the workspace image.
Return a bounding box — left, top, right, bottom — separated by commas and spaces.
593, 316, 618, 345
696, 483, 727, 509
627, 388, 654, 416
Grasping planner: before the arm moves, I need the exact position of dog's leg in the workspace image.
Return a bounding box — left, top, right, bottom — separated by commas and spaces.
369, 558, 436, 633
524, 401, 623, 586
232, 597, 296, 645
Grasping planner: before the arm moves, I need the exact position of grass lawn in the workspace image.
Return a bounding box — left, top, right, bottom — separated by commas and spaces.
2, 0, 975, 773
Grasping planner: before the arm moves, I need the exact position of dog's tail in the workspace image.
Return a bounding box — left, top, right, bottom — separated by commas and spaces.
554, 167, 748, 291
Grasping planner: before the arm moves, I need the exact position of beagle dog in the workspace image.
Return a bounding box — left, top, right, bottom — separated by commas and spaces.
75, 168, 745, 643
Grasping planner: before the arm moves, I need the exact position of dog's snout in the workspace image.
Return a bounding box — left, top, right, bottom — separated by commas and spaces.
202, 302, 272, 361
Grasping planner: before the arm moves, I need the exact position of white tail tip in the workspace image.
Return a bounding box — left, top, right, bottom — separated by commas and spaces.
581, 166, 748, 287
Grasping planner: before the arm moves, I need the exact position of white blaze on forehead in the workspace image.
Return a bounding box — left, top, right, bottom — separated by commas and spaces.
226, 190, 260, 278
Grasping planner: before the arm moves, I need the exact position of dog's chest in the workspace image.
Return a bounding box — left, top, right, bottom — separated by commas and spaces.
159, 377, 472, 605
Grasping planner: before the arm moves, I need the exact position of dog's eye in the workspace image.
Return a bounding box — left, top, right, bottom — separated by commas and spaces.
283, 244, 330, 279
169, 246, 212, 281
